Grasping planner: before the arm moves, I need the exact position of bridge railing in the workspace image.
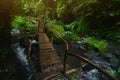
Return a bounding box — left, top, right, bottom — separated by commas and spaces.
36, 21, 117, 80
62, 40, 117, 80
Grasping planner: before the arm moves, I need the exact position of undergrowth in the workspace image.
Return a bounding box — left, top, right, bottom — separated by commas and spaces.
106, 67, 120, 80
11, 16, 37, 30
65, 32, 80, 42
45, 20, 65, 39
84, 37, 108, 52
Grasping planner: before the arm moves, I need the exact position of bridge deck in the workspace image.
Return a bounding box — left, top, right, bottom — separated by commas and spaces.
38, 22, 63, 79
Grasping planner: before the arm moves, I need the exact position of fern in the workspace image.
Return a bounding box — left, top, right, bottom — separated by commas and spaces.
107, 32, 120, 43
11, 16, 37, 30
64, 17, 88, 34
106, 67, 120, 80
45, 20, 65, 39
84, 37, 108, 52
66, 32, 80, 42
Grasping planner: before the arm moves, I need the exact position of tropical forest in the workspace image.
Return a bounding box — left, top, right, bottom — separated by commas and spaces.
0, 0, 120, 80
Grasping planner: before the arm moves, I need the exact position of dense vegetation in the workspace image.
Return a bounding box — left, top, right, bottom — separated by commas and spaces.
12, 0, 120, 42
0, 0, 120, 80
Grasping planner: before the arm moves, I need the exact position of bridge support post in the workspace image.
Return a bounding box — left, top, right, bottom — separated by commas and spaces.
63, 49, 68, 76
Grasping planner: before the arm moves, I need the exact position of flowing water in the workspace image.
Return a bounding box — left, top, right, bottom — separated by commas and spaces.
10, 35, 117, 80
54, 41, 117, 80
80, 59, 114, 80
67, 56, 114, 80
11, 42, 33, 80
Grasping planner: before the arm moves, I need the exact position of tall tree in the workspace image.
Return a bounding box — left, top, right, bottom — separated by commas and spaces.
0, 0, 13, 48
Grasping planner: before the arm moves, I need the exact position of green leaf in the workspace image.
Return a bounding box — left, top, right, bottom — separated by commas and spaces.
45, 20, 65, 39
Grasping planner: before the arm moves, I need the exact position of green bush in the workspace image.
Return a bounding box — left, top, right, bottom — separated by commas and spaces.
64, 17, 88, 34
11, 16, 37, 30
84, 37, 108, 52
107, 32, 120, 43
65, 32, 80, 42
106, 27, 120, 43
70, 76, 77, 80
45, 20, 65, 39
106, 67, 120, 80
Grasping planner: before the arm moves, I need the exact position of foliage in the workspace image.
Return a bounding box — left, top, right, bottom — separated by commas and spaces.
65, 17, 88, 34
84, 37, 108, 52
56, 1, 66, 19
12, 0, 120, 43
14, 0, 120, 24
45, 20, 65, 39
106, 67, 120, 80
70, 76, 77, 80
65, 32, 80, 42
64, 17, 87, 42
11, 16, 37, 30
13, 0, 40, 16
107, 32, 120, 43
106, 27, 120, 43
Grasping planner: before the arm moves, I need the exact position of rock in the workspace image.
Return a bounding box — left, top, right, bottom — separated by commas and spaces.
109, 55, 120, 68
82, 64, 94, 72
101, 53, 113, 58
84, 50, 99, 59
19, 38, 30, 48
79, 43, 88, 51
100, 53, 120, 68
114, 50, 120, 56
11, 29, 20, 36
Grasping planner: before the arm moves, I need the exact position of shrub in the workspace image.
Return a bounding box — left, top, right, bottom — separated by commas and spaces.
107, 32, 120, 43
64, 17, 88, 34
106, 28, 120, 43
11, 16, 37, 30
84, 37, 108, 52
106, 67, 120, 80
45, 20, 65, 39
65, 32, 80, 42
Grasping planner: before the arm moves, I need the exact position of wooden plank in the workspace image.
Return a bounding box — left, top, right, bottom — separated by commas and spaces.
38, 21, 63, 80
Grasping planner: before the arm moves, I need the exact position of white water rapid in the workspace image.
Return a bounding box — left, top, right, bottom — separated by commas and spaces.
11, 42, 33, 80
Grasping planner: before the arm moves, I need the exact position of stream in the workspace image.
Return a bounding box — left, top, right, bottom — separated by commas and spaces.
11, 40, 119, 80
54, 41, 119, 80
10, 29, 120, 80
11, 42, 33, 80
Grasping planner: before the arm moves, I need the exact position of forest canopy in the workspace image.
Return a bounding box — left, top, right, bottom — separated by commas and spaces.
0, 0, 120, 45
0, 0, 120, 80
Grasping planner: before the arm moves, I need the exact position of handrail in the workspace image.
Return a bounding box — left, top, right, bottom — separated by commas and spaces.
40, 25, 117, 80
60, 37, 69, 76
53, 34, 69, 76
67, 53, 118, 80
61, 38, 117, 80
27, 41, 37, 80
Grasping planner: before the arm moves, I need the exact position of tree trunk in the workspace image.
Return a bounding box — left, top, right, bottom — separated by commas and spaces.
0, 0, 13, 66
0, 0, 13, 48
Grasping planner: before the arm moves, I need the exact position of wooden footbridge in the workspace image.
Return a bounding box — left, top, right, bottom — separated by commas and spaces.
29, 20, 117, 80
38, 21, 63, 79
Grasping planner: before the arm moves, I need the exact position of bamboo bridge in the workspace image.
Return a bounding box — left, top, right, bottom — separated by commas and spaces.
29, 20, 117, 80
